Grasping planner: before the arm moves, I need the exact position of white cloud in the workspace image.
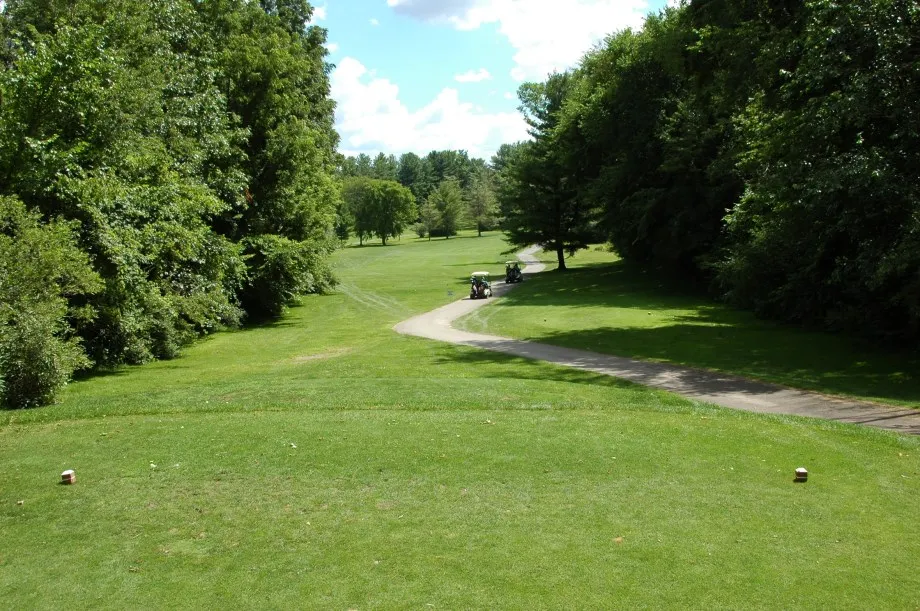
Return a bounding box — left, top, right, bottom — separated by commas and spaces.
370, 17, 380, 26
388, 0, 651, 81
331, 57, 529, 159
503, 92, 515, 100
326, 42, 340, 53
454, 68, 492, 83
313, 5, 327, 20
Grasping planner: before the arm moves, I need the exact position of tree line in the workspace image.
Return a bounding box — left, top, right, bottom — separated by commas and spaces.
335, 150, 499, 243
497, 0, 919, 345
0, 0, 339, 407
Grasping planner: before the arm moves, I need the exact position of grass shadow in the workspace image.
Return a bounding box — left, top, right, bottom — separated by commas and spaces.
498, 261, 708, 311
487, 260, 920, 406
527, 326, 920, 405
430, 346, 647, 393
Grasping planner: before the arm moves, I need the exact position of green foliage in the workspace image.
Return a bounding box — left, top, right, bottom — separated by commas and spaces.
428, 178, 465, 238
240, 234, 336, 319
397, 152, 436, 201
372, 153, 399, 181
498, 75, 600, 269
495, 0, 920, 343
717, 0, 920, 341
0, 197, 101, 407
0, 0, 341, 380
341, 177, 416, 245
369, 180, 416, 246
416, 198, 441, 240
465, 168, 499, 236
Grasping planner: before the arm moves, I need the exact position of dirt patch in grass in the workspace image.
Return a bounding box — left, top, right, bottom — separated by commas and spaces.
291, 348, 352, 363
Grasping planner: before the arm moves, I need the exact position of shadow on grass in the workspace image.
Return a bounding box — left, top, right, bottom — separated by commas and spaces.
500, 261, 708, 311
444, 262, 509, 268
491, 260, 920, 406
526, 326, 920, 405
427, 334, 877, 420
430, 346, 644, 393
71, 367, 131, 382
346, 242, 401, 249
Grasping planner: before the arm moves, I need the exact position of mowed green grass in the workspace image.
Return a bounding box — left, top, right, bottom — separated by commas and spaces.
2, 233, 919, 609
460, 247, 920, 407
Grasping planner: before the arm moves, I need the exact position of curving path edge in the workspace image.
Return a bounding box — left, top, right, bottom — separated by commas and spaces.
394, 247, 920, 435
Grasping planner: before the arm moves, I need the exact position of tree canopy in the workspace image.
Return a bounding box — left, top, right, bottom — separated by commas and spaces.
495, 0, 920, 343
341, 177, 416, 246
0, 0, 340, 406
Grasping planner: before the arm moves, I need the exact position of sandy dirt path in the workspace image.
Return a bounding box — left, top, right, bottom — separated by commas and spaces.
394, 247, 920, 435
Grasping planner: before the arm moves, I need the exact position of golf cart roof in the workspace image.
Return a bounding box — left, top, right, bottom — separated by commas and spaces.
471, 271, 490, 277
505, 261, 518, 265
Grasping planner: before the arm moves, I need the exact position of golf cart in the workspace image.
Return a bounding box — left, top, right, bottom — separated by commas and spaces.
505, 261, 524, 283
470, 271, 493, 299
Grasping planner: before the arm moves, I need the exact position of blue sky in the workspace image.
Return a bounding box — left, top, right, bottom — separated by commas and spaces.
313, 0, 674, 160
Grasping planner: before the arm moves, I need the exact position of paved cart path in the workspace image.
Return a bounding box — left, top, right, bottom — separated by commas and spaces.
395, 247, 920, 435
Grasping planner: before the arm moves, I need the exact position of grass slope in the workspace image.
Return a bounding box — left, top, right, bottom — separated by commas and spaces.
459, 247, 920, 407
2, 233, 919, 609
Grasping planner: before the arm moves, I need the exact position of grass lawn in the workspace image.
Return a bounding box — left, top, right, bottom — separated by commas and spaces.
459, 246, 920, 408
2, 232, 919, 608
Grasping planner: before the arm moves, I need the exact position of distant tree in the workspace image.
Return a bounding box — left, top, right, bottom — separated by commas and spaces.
354, 153, 373, 177
369, 180, 416, 245
338, 155, 359, 177
397, 153, 435, 201
342, 177, 376, 245
466, 168, 498, 236
417, 199, 441, 240
427, 150, 474, 190
372, 153, 399, 181
429, 178, 465, 239
341, 177, 415, 245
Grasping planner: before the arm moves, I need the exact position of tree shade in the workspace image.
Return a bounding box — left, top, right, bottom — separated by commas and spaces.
493, 0, 920, 344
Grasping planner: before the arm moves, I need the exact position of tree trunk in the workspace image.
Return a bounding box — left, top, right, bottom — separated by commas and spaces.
382, 235, 387, 246
359, 235, 363, 246
556, 246, 567, 271
477, 223, 482, 237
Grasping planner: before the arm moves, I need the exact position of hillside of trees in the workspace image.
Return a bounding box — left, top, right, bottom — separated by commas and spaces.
0, 0, 339, 406
497, 0, 919, 345
336, 150, 498, 242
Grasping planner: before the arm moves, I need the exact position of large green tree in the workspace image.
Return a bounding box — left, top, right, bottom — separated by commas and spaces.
369, 180, 416, 246
718, 0, 920, 340
341, 177, 416, 245
491, 0, 920, 343
499, 74, 599, 270
0, 0, 342, 386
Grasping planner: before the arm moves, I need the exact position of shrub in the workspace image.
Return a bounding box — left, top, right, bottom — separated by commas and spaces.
240, 234, 337, 319
1, 306, 92, 408
0, 197, 101, 407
